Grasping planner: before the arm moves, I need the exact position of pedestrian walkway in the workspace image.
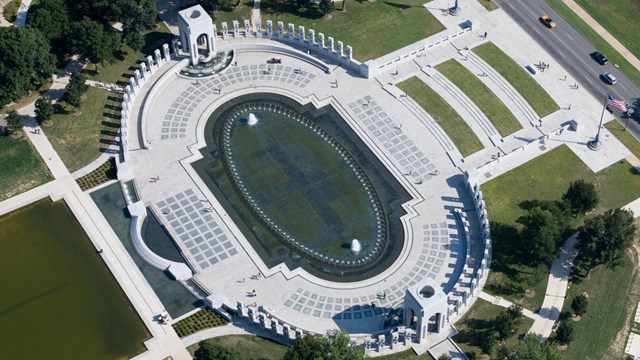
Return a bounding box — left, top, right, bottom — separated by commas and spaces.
562, 0, 640, 73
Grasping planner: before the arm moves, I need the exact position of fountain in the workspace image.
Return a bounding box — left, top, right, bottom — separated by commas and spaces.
351, 239, 362, 253
247, 113, 258, 126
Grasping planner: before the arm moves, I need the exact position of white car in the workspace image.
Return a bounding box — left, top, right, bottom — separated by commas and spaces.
601, 72, 617, 85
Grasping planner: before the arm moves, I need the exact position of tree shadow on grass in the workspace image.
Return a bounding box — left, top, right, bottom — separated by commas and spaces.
383, 1, 414, 9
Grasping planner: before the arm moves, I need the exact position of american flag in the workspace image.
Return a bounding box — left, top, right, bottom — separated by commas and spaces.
607, 94, 627, 112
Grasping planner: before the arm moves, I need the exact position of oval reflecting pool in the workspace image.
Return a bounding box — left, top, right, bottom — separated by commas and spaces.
194, 93, 411, 281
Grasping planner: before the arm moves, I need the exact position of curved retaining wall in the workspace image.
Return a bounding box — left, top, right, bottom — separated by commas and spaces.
128, 201, 193, 281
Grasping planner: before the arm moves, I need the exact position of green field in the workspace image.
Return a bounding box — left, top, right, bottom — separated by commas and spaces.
251, 0, 444, 61
397, 76, 483, 157
0, 136, 51, 201
435, 59, 522, 137
84, 21, 175, 85
560, 251, 638, 359
453, 298, 534, 358
44, 87, 121, 172
476, 0, 498, 11
473, 42, 560, 118
545, 0, 640, 88
605, 119, 640, 160
482, 145, 640, 310
212, 0, 253, 25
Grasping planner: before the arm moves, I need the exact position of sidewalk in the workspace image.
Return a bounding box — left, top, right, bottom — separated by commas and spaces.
562, 0, 640, 72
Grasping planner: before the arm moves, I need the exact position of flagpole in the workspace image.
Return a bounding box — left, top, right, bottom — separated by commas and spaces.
588, 91, 609, 151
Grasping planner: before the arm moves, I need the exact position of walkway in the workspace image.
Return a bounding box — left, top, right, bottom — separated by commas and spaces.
479, 234, 578, 339
562, 0, 640, 72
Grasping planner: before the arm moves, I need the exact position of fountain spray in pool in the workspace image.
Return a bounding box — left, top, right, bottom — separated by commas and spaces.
351, 239, 362, 253
247, 113, 258, 125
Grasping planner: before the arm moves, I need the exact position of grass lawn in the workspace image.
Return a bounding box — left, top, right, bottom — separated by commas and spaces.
475, 0, 498, 11
560, 250, 638, 359
435, 59, 522, 137
0, 136, 51, 201
482, 145, 640, 310
545, 0, 640, 88
453, 298, 534, 358
187, 335, 288, 360
83, 21, 175, 85
473, 42, 560, 118
44, 87, 121, 172
254, 0, 444, 61
605, 119, 640, 160
397, 76, 483, 157
212, 0, 253, 25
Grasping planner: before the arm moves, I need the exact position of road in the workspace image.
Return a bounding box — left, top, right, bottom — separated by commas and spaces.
495, 0, 640, 140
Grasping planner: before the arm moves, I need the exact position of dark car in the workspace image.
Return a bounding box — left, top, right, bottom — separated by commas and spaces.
591, 51, 608, 65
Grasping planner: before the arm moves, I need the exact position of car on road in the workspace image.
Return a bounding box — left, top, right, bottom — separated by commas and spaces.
600, 72, 617, 85
539, 15, 556, 28
591, 51, 608, 65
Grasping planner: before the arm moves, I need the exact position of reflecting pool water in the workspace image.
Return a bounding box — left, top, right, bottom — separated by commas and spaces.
0, 199, 149, 359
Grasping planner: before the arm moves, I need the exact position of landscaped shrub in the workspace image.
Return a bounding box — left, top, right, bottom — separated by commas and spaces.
172, 308, 228, 338
3, 0, 21, 23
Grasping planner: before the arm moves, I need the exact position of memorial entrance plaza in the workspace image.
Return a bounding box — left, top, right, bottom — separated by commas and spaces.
3, 0, 637, 359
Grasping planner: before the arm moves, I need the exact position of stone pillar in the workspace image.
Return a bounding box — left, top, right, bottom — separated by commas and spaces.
288, 23, 295, 41
309, 29, 316, 45
346, 45, 353, 61
266, 20, 273, 38
255, 19, 262, 36
328, 36, 335, 53
318, 32, 325, 48
140, 63, 147, 79
277, 21, 284, 40
134, 70, 141, 85
233, 20, 239, 37
244, 19, 251, 37
154, 49, 162, 67
298, 25, 305, 44
171, 38, 179, 55
163, 43, 171, 61
146, 55, 154, 73
221, 22, 229, 39
337, 41, 344, 57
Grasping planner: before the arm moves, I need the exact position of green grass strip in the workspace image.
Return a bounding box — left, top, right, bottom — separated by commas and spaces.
605, 119, 640, 160
475, 0, 499, 11
473, 42, 560, 118
45, 87, 121, 172
0, 136, 51, 201
561, 254, 637, 359
436, 59, 522, 137
397, 76, 483, 157
546, 0, 640, 88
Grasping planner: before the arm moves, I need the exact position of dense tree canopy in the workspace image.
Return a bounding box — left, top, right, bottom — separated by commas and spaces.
577, 208, 635, 269
562, 180, 598, 216
571, 294, 588, 317
284, 330, 365, 360
193, 340, 240, 360
35, 98, 54, 124
496, 335, 563, 360
63, 72, 89, 108
6, 110, 23, 133
25, 0, 71, 62
0, 27, 56, 107
554, 320, 574, 345
71, 17, 121, 68
518, 207, 561, 265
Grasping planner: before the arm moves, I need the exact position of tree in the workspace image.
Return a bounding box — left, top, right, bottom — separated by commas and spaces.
494, 304, 523, 340
518, 207, 561, 265
34, 98, 54, 124
496, 335, 562, 360
577, 208, 635, 271
193, 340, 239, 360
0, 26, 56, 107
123, 25, 145, 52
63, 72, 89, 108
25, 0, 72, 62
6, 110, 23, 133
563, 180, 598, 216
70, 17, 121, 71
284, 330, 364, 360
437, 354, 452, 360
320, 0, 334, 15
571, 294, 588, 317
555, 320, 574, 345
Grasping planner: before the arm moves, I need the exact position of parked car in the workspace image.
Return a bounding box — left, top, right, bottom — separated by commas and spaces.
539, 15, 556, 28
591, 51, 608, 65
600, 72, 617, 85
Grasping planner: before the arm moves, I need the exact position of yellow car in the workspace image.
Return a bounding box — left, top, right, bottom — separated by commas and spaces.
539, 15, 556, 28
